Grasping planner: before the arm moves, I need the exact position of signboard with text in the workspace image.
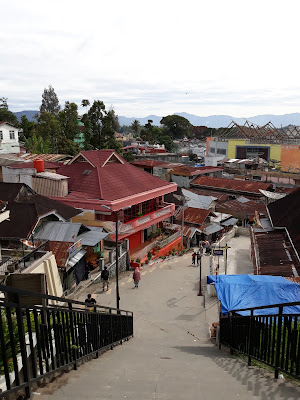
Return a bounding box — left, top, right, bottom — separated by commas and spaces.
213, 249, 224, 257
69, 239, 82, 257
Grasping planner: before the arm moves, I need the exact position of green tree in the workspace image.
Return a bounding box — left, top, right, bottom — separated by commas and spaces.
36, 112, 60, 152
59, 102, 80, 140
160, 115, 193, 139
81, 99, 90, 113
56, 137, 80, 155
131, 119, 141, 135
25, 133, 51, 154
20, 115, 36, 141
40, 85, 60, 114
84, 100, 122, 153
140, 119, 153, 142
0, 98, 19, 126
107, 107, 120, 132
123, 151, 135, 162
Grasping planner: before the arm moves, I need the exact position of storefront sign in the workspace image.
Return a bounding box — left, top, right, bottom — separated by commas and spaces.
213, 249, 224, 257
69, 239, 82, 257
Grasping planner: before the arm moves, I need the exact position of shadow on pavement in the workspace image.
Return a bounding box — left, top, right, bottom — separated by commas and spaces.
172, 345, 300, 399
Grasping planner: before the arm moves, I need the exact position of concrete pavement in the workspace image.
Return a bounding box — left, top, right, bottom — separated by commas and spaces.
34, 251, 300, 399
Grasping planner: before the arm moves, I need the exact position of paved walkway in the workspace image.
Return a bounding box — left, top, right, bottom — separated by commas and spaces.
34, 252, 300, 399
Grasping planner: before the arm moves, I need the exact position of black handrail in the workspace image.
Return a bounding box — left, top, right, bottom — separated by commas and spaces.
0, 284, 134, 399
219, 301, 300, 380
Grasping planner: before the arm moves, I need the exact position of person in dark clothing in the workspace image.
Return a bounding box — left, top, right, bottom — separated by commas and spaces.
192, 251, 196, 265
101, 266, 110, 291
85, 293, 97, 305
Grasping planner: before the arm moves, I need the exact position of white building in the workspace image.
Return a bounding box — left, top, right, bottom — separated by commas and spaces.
0, 122, 20, 153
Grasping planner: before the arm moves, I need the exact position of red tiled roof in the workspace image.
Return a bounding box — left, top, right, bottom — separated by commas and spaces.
57, 150, 176, 202
177, 207, 212, 226
191, 176, 271, 194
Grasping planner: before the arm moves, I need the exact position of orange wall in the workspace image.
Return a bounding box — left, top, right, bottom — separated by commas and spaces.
281, 146, 300, 172
206, 137, 213, 155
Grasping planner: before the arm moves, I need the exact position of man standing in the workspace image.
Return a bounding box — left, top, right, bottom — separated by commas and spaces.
101, 266, 110, 291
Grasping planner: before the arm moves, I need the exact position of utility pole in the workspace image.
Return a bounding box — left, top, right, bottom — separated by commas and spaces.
115, 211, 120, 310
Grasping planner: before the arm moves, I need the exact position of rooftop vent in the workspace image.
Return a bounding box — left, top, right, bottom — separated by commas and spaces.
82, 169, 92, 176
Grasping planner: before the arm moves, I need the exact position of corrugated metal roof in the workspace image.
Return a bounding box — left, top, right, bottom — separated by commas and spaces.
68, 249, 86, 268
35, 221, 108, 246
221, 217, 238, 226
35, 222, 81, 242
203, 223, 223, 235
182, 188, 216, 210
77, 230, 108, 246
177, 207, 212, 226
18, 153, 69, 162
191, 176, 272, 194
36, 171, 69, 180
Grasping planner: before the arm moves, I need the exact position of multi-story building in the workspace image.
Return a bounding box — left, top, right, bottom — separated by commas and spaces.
52, 150, 177, 252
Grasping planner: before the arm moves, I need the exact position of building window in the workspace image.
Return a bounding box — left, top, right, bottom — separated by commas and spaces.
217, 148, 226, 155
210, 147, 215, 153
0, 131, 2, 140
9, 130, 15, 140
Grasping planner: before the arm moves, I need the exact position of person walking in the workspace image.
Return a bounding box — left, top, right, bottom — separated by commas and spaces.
101, 266, 110, 291
133, 267, 141, 288
192, 251, 196, 265
196, 250, 201, 266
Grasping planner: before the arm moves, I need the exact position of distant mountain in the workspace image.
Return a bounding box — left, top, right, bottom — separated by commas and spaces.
119, 112, 300, 129
15, 110, 300, 129
14, 110, 39, 121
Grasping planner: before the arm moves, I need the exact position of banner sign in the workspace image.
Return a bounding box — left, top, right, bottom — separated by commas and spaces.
69, 239, 82, 257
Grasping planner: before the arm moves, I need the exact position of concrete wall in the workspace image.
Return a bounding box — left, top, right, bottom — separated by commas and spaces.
23, 252, 63, 301
3, 166, 34, 186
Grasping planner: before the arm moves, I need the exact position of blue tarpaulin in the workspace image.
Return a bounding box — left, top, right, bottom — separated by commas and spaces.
207, 275, 300, 315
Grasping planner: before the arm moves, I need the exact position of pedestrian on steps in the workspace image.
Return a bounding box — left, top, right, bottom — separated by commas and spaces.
101, 266, 110, 291
192, 251, 196, 265
133, 267, 141, 288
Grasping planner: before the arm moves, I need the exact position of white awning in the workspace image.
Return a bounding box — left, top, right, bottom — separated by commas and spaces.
67, 250, 86, 270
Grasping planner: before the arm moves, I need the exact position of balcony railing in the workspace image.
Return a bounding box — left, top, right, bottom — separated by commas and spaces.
220, 301, 300, 380
0, 284, 133, 399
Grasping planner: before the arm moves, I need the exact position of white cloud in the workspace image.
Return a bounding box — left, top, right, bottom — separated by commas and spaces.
1, 0, 300, 117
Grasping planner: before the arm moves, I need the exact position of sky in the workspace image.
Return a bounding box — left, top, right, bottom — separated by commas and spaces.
1, 0, 300, 118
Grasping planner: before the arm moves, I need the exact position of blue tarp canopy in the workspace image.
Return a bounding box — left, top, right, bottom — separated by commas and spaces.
207, 275, 300, 315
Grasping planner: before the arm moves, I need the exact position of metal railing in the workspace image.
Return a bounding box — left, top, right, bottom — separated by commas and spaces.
220, 301, 300, 380
0, 284, 133, 399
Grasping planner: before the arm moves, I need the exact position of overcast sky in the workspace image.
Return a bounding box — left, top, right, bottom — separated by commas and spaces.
1, 0, 300, 118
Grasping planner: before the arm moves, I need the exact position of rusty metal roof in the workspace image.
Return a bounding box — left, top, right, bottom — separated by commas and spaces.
47, 241, 72, 267
176, 207, 213, 226
17, 153, 70, 162
252, 230, 300, 277
217, 197, 266, 216
191, 176, 271, 194
171, 166, 223, 177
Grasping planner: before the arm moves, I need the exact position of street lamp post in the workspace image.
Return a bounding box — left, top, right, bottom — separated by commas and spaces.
115, 210, 120, 310
102, 205, 131, 310
197, 253, 203, 296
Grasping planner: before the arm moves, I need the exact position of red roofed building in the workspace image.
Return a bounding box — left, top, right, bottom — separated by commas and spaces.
52, 150, 177, 252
